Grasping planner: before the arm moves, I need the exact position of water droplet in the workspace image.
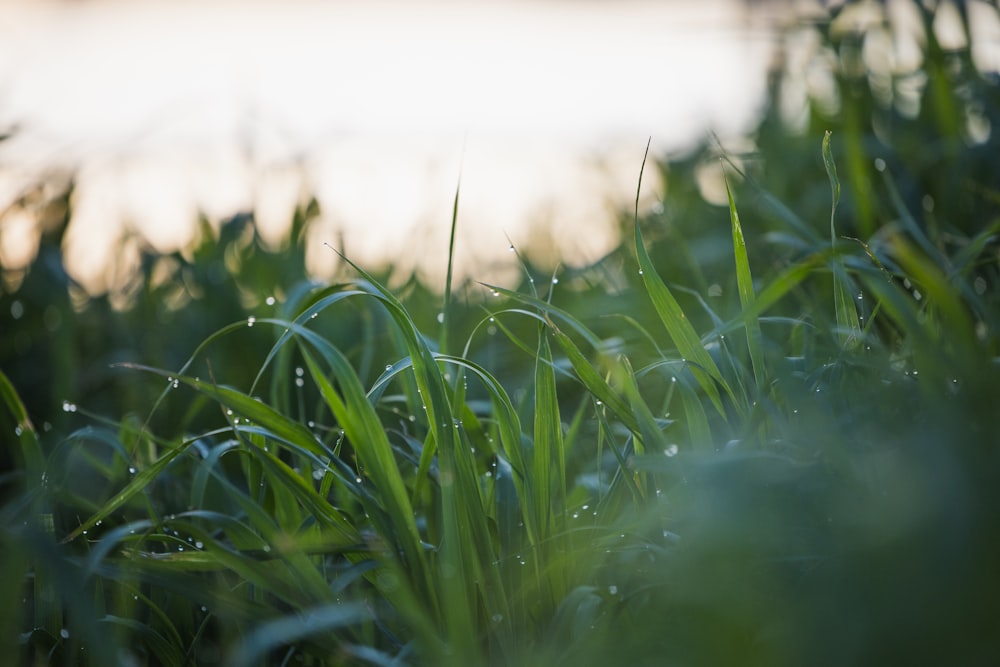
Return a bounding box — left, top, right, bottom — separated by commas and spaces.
489, 316, 495, 322
856, 293, 863, 301
874, 157, 886, 172
355, 477, 363, 484
582, 504, 589, 510
491, 289, 500, 297
437, 312, 445, 323
265, 296, 276, 306
62, 400, 77, 413
595, 399, 603, 406
638, 269, 644, 275
247, 316, 256, 327
551, 277, 559, 285
10, 300, 24, 319
308, 420, 315, 428
664, 444, 679, 457
608, 585, 618, 595
295, 378, 304, 387
14, 426, 22, 436
508, 244, 515, 252
195, 541, 203, 549
572, 512, 579, 519
492, 613, 503, 623
385, 364, 392, 372
60, 629, 70, 639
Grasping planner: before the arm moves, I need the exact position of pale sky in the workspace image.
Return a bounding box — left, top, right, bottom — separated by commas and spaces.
0, 0, 778, 293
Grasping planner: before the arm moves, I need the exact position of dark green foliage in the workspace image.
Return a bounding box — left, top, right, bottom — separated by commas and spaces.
2, 1, 1000, 664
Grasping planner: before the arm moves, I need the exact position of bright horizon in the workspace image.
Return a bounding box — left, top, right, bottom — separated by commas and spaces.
0, 0, 778, 294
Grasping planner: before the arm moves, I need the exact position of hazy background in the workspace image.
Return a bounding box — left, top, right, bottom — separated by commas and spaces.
1, 0, 781, 293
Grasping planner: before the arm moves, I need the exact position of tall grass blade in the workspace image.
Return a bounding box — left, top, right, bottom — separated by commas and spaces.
823, 131, 862, 349
725, 172, 766, 387
633, 141, 730, 415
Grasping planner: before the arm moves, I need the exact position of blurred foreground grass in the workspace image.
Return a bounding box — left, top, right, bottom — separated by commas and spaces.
3, 1, 1000, 665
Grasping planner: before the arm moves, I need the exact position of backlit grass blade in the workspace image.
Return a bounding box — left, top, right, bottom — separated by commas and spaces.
725, 172, 766, 387
633, 144, 729, 416
823, 131, 862, 350
0, 369, 44, 479
532, 329, 563, 546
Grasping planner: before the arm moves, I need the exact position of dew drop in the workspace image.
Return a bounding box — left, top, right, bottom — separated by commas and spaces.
437, 312, 445, 323
295, 378, 305, 388
551, 277, 559, 285
385, 364, 392, 372
874, 157, 886, 172
60, 629, 70, 639
664, 444, 679, 457
492, 613, 503, 623
62, 400, 77, 413
247, 316, 256, 327
608, 585, 618, 595
508, 244, 515, 252
265, 296, 276, 306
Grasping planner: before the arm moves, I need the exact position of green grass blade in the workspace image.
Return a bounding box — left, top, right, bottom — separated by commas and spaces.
633, 148, 729, 416
532, 330, 563, 544
0, 369, 45, 480
823, 131, 862, 349
725, 171, 766, 387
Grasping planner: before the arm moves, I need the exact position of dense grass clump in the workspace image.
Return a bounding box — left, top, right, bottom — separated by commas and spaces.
3, 1, 1000, 664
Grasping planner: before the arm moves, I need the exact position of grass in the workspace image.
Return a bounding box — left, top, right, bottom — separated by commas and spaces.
5, 129, 1000, 664
3, 1, 1000, 664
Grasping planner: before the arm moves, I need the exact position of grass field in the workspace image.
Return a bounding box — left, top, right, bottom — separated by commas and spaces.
3, 1, 1000, 665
